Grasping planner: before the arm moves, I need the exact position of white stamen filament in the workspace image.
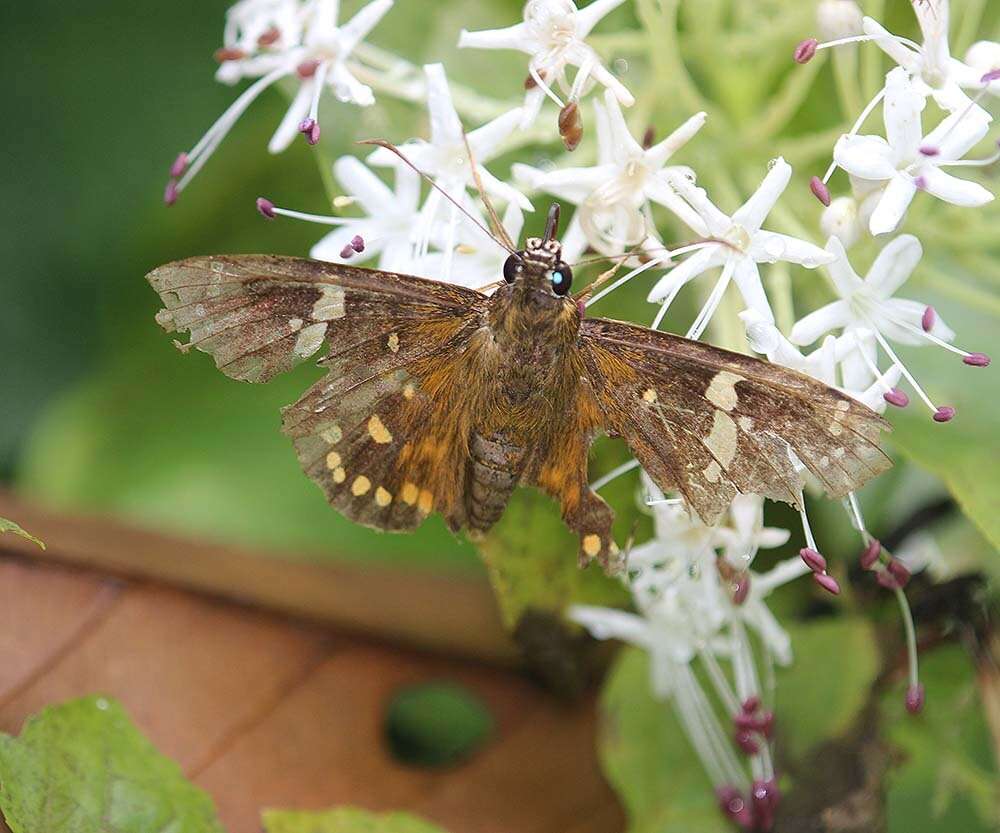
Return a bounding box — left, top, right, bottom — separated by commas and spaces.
873, 305, 975, 358
178, 65, 289, 192
844, 492, 868, 535
699, 649, 742, 715
869, 327, 939, 412
893, 585, 921, 689
755, 555, 812, 595
817, 33, 922, 53
798, 496, 820, 553
823, 86, 886, 183
938, 148, 1000, 167
590, 458, 640, 491
585, 257, 666, 307
852, 333, 897, 390
529, 63, 565, 108
687, 259, 736, 340
270, 206, 352, 224
308, 60, 330, 122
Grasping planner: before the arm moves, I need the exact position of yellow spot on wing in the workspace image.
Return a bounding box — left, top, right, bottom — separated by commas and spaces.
368, 415, 393, 444
582, 534, 602, 558
642, 388, 658, 403
387, 332, 400, 353
401, 483, 419, 505
325, 451, 341, 470
403, 383, 415, 399
375, 486, 392, 507
320, 424, 342, 444
333, 467, 346, 484
417, 489, 433, 513
351, 475, 371, 496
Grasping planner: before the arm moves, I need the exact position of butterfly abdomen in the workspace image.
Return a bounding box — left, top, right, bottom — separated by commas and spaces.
466, 432, 528, 533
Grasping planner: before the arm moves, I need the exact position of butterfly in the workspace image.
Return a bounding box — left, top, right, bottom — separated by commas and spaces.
148, 203, 891, 570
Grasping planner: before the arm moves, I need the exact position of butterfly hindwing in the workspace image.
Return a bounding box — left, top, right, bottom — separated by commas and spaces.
580, 317, 892, 525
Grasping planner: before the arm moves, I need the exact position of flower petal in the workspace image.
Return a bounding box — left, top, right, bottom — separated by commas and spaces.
833, 134, 897, 181
667, 173, 731, 236
512, 162, 611, 204
268, 80, 313, 153
467, 106, 524, 164
732, 157, 791, 233
922, 106, 992, 160
333, 156, 395, 216
568, 605, 651, 647
424, 63, 463, 147
574, 0, 628, 37
862, 16, 921, 72
789, 301, 852, 345
919, 167, 995, 207
865, 233, 922, 297
645, 111, 707, 170
840, 330, 877, 390
869, 174, 917, 235
732, 258, 774, 321
646, 247, 723, 302
877, 297, 955, 344
883, 67, 926, 163
750, 231, 834, 268
457, 22, 532, 53
475, 165, 534, 211
644, 175, 710, 237
338, 0, 393, 50
600, 89, 643, 159
823, 235, 865, 298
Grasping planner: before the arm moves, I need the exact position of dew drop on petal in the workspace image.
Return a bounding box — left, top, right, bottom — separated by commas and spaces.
613, 57, 629, 76
763, 237, 785, 260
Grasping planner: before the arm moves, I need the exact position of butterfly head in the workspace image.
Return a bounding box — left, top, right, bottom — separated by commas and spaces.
500, 204, 574, 302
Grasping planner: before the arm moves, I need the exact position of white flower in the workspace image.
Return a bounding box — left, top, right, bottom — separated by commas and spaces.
741, 309, 903, 414
964, 41, 1000, 98
791, 235, 952, 349
368, 63, 531, 219
833, 68, 994, 236
861, 0, 993, 112
713, 495, 790, 573
820, 196, 862, 249
513, 91, 706, 258
646, 159, 834, 330
787, 235, 993, 419
458, 0, 634, 127
307, 156, 422, 272
166, 0, 394, 203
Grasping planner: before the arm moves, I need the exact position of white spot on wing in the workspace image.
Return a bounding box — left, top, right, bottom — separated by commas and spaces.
706, 371, 743, 411
312, 285, 346, 321
294, 322, 327, 358
703, 410, 738, 468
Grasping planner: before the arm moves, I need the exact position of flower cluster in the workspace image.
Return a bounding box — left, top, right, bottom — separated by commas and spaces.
170, 0, 996, 828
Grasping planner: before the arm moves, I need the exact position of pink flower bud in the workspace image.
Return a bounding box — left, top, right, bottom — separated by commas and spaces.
732, 574, 751, 606
752, 780, 779, 832
340, 244, 356, 259
297, 59, 320, 78
741, 696, 761, 714
918, 145, 940, 157
794, 38, 819, 63
922, 305, 936, 332
982, 69, 1000, 84
350, 234, 366, 253
164, 180, 179, 206
933, 406, 956, 423
876, 570, 901, 591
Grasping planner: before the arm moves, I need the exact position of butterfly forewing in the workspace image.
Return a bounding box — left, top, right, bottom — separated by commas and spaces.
579, 317, 892, 525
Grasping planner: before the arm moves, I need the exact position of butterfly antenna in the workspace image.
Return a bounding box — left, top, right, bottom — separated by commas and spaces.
461, 131, 517, 252
357, 139, 517, 255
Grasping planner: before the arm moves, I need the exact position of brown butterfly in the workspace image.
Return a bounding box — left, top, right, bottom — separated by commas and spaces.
148, 204, 891, 570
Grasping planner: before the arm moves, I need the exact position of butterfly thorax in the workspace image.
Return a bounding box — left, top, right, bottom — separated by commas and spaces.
465, 237, 583, 533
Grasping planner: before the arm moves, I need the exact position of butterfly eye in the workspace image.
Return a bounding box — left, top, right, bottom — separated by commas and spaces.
502, 254, 523, 283
549, 264, 573, 296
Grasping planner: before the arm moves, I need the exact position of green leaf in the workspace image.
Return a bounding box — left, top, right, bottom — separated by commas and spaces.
262, 807, 449, 833
598, 618, 880, 832
0, 517, 44, 549
477, 486, 630, 629
0, 696, 224, 833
